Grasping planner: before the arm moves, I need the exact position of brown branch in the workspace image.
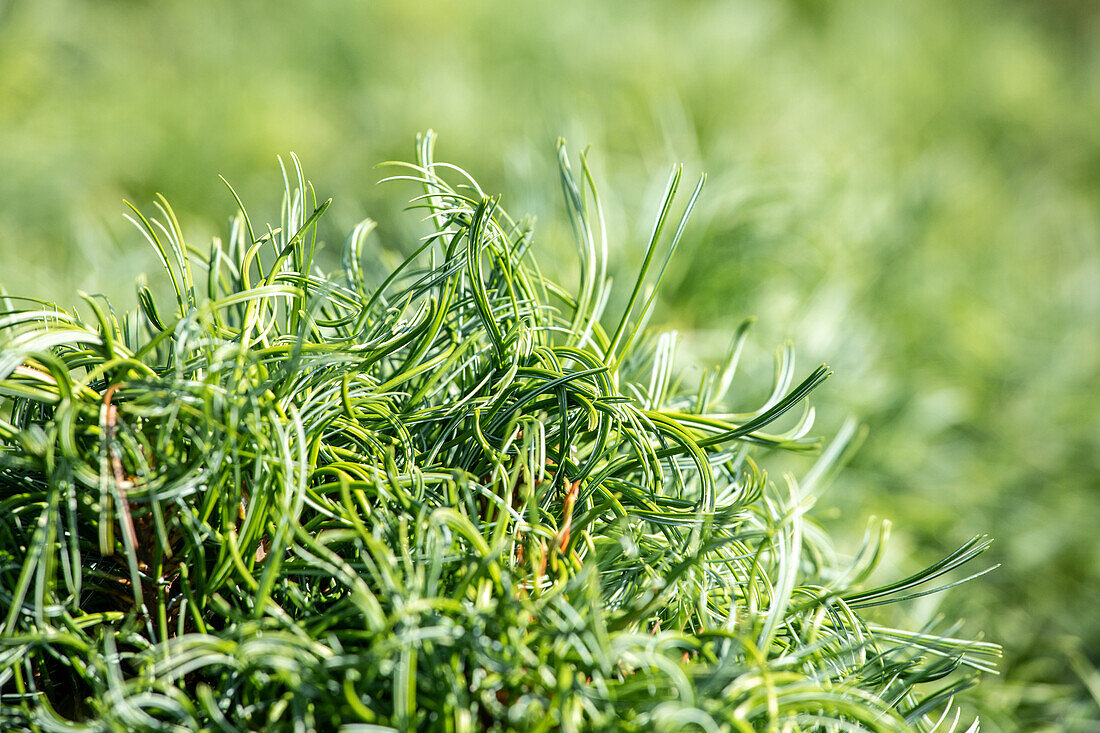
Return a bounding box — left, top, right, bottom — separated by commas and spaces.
103, 385, 138, 553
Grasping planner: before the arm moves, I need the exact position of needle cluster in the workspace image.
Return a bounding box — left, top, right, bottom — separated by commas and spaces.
0, 134, 997, 731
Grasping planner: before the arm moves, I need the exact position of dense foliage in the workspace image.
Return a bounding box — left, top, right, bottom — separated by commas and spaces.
0, 139, 997, 730
3, 4, 1099, 726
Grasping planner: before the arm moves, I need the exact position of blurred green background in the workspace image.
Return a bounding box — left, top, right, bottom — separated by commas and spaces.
1, 0, 1097, 728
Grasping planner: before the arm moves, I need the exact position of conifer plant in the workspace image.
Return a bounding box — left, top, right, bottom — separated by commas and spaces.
0, 134, 998, 731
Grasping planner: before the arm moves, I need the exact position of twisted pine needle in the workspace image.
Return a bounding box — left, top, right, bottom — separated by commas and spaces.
0, 134, 998, 732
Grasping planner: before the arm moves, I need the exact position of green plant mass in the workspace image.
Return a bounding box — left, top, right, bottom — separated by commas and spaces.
0, 135, 998, 731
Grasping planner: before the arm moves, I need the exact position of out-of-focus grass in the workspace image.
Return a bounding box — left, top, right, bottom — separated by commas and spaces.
1, 0, 1097, 728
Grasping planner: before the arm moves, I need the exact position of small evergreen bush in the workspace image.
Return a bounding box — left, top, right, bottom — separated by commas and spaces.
0, 135, 997, 731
